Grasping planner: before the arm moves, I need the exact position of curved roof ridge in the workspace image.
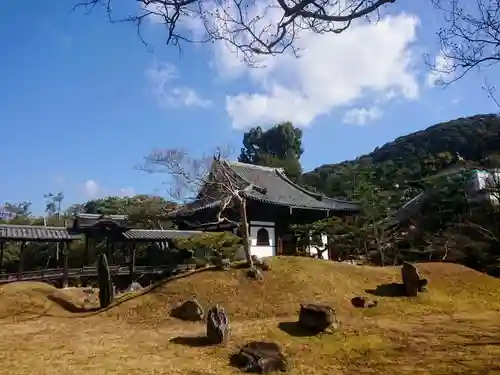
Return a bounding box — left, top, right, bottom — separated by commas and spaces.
225, 160, 284, 173
221, 160, 267, 194
274, 169, 323, 199
0, 223, 68, 230
226, 159, 359, 205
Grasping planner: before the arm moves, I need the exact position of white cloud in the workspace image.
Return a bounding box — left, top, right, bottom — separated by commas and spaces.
222, 14, 420, 129
142, 2, 420, 129
119, 187, 136, 197
343, 107, 383, 126
145, 62, 212, 108
426, 50, 456, 87
83, 180, 99, 198
82, 180, 136, 199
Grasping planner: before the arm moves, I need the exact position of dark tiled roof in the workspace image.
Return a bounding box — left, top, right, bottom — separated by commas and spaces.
76, 213, 128, 219
385, 166, 481, 226
228, 161, 359, 211
0, 225, 82, 241
382, 191, 427, 228
71, 213, 131, 232
169, 160, 360, 217
120, 229, 203, 241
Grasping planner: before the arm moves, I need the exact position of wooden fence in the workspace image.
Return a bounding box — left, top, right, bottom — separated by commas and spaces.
0, 264, 190, 284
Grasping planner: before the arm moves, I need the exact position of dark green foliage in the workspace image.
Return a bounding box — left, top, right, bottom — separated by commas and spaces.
238, 122, 304, 180
97, 253, 113, 308
303, 114, 500, 199
174, 232, 242, 265
293, 170, 391, 263
83, 195, 177, 228
294, 114, 500, 273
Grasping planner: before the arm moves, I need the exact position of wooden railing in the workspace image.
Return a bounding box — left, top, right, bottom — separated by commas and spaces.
0, 264, 190, 284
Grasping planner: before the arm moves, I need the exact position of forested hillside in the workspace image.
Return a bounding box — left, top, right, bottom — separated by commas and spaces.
302, 114, 500, 198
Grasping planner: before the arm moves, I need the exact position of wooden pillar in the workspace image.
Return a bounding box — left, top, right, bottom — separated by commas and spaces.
129, 242, 136, 283
84, 234, 90, 266
0, 241, 4, 274
62, 242, 69, 289
105, 237, 111, 262
17, 242, 26, 280
82, 235, 90, 287
110, 240, 115, 264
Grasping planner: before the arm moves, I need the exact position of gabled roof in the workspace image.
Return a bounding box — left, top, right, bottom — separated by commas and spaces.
406, 162, 481, 188
120, 229, 203, 241
0, 224, 82, 242
0, 224, 203, 243
383, 165, 485, 228
169, 160, 360, 217
70, 213, 131, 233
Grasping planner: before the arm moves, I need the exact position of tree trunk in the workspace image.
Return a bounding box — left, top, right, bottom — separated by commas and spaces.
129, 244, 136, 283
378, 245, 385, 266
0, 241, 4, 274
237, 195, 253, 267
18, 242, 25, 280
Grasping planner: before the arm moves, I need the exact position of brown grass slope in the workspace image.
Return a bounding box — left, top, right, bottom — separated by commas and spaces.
1, 257, 500, 375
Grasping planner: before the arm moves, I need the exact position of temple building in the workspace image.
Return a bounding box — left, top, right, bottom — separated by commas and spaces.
168, 160, 360, 259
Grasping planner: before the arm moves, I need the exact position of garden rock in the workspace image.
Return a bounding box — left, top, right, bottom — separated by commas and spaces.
351, 296, 378, 308
231, 341, 288, 373
214, 257, 231, 271
171, 299, 204, 321
418, 278, 428, 292
126, 281, 142, 293
298, 304, 337, 332
206, 305, 230, 344
401, 261, 428, 297
252, 255, 270, 271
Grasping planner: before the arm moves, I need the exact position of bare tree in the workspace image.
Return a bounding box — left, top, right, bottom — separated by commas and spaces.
74, 0, 395, 65
430, 0, 500, 85
138, 146, 254, 267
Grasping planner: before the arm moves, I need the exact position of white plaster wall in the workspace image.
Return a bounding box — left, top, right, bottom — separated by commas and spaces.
468, 170, 500, 205
249, 221, 275, 258
306, 234, 330, 260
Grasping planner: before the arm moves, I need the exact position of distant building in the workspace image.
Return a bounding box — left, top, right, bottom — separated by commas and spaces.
0, 207, 14, 220
467, 169, 500, 204
387, 166, 500, 227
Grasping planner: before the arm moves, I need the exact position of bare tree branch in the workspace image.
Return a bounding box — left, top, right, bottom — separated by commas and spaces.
429, 0, 500, 85
136, 146, 254, 266
73, 0, 395, 65
482, 77, 500, 110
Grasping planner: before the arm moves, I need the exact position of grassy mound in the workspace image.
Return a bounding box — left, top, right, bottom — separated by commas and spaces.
1, 257, 500, 375
112, 256, 500, 324
0, 282, 100, 318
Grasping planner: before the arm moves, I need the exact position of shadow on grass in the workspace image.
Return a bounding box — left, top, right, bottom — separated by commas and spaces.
47, 294, 100, 313
366, 282, 407, 297
52, 267, 216, 318
0, 266, 232, 321
170, 335, 213, 347
278, 321, 324, 337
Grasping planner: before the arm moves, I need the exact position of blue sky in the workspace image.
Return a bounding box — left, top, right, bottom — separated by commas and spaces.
0, 0, 498, 214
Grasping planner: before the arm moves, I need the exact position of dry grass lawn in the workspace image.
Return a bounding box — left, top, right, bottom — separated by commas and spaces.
1, 256, 500, 375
